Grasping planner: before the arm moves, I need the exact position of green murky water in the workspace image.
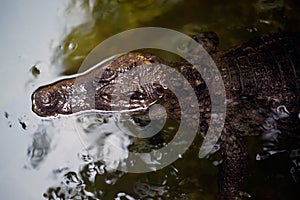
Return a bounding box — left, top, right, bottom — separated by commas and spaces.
56, 0, 300, 74
0, 0, 299, 199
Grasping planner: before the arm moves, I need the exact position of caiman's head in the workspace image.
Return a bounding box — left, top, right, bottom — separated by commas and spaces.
32, 54, 166, 117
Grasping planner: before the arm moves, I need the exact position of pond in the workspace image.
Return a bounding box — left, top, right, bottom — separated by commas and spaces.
0, 0, 299, 199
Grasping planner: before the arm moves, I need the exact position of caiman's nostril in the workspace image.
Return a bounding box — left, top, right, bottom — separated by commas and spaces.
40, 92, 51, 104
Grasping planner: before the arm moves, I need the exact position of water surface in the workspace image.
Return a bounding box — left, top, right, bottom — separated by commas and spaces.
0, 0, 299, 199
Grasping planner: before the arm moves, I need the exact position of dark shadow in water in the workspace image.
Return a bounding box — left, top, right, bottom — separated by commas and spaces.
26, 125, 51, 169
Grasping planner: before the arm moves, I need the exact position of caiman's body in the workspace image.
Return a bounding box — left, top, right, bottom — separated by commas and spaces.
32, 32, 300, 199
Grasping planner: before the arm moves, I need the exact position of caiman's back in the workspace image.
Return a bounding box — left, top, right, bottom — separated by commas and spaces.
211, 32, 300, 199
215, 32, 300, 118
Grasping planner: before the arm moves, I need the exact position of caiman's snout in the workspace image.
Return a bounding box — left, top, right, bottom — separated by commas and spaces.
32, 86, 66, 117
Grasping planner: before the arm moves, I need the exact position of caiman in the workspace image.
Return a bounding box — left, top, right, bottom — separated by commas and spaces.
31, 32, 300, 199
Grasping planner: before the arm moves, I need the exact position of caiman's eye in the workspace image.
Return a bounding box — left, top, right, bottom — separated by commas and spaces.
153, 83, 164, 97
101, 69, 116, 82
100, 93, 111, 101
129, 91, 147, 101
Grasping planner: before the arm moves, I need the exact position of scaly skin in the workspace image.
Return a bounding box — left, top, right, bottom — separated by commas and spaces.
215, 32, 300, 199
32, 32, 300, 199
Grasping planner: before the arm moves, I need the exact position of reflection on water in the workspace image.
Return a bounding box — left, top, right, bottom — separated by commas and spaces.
290, 149, 300, 183
75, 113, 131, 171
256, 101, 300, 185
134, 181, 167, 198
26, 125, 51, 169
30, 111, 216, 199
